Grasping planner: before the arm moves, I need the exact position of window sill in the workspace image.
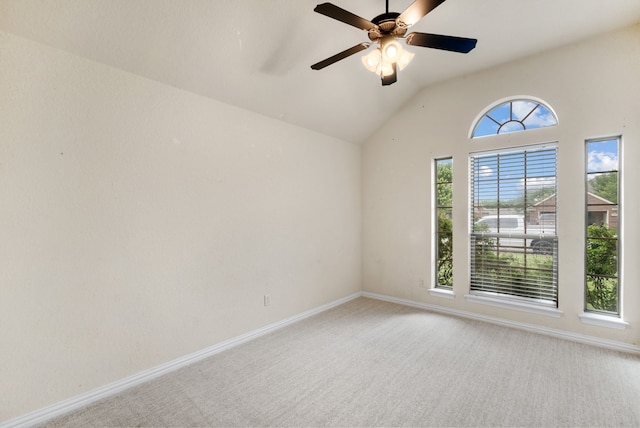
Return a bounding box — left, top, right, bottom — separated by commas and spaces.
579, 312, 628, 330
429, 288, 455, 299
465, 294, 563, 318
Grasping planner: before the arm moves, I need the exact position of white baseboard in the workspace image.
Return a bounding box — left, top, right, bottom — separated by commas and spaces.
362, 291, 640, 355
5, 290, 637, 427
1, 292, 362, 428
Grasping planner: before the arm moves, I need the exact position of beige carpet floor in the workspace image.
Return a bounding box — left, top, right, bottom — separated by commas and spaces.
42, 297, 640, 427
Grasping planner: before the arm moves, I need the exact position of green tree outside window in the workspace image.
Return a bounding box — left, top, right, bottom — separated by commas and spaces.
436, 159, 453, 287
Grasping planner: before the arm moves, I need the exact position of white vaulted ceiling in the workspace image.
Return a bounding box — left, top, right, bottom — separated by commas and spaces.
1, 0, 640, 143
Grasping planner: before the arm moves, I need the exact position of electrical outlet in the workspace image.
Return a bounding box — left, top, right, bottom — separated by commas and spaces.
418, 278, 426, 288
264, 294, 271, 307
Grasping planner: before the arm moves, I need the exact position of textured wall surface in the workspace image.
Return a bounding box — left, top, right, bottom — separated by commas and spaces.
0, 31, 361, 421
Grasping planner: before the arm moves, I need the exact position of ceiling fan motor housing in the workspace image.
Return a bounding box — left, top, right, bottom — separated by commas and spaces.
368, 12, 407, 41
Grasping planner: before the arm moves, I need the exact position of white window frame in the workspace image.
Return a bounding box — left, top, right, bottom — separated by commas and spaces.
584, 136, 622, 318
470, 97, 558, 139
434, 157, 453, 290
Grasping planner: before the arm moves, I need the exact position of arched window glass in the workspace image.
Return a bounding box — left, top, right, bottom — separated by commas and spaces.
472, 99, 557, 138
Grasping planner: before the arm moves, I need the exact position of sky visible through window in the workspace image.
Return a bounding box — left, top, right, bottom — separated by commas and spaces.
473, 147, 556, 204
587, 139, 618, 173
473, 100, 557, 138
473, 142, 617, 205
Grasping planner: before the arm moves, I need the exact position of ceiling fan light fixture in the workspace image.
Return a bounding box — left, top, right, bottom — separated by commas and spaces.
361, 48, 394, 76
396, 49, 415, 71
381, 38, 402, 62
379, 61, 395, 77
362, 40, 414, 77
361, 48, 381, 73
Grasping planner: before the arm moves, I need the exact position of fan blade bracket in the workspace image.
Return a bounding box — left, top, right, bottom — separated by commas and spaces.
314, 3, 377, 31
367, 28, 382, 42
406, 32, 477, 53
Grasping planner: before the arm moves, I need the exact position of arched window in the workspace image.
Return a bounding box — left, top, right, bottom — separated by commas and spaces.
468, 96, 560, 310
471, 98, 558, 138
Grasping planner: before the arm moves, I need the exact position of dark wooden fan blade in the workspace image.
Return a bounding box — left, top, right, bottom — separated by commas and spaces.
381, 63, 397, 86
397, 0, 446, 28
314, 3, 377, 31
406, 32, 477, 53
311, 43, 370, 70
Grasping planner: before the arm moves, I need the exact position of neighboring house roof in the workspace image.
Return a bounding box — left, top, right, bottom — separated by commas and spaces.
532, 192, 614, 207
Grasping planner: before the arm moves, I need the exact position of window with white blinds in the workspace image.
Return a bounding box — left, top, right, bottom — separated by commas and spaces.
470, 145, 558, 306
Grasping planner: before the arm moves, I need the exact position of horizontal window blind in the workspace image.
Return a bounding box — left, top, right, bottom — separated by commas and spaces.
470, 146, 558, 306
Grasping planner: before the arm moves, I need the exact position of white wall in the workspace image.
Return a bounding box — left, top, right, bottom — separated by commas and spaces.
363, 25, 640, 345
0, 31, 361, 421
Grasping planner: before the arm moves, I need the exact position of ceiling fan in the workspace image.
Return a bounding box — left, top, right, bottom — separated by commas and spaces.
310, 0, 477, 85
